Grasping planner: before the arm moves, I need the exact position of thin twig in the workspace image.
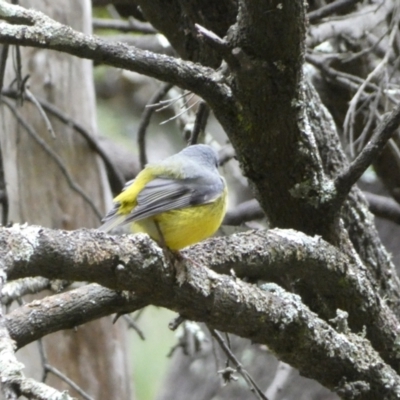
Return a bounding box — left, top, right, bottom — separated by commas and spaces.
344, 5, 400, 157
38, 339, 94, 400
188, 101, 209, 145
145, 90, 191, 110
195, 23, 239, 70
0, 144, 8, 226
306, 53, 381, 97
208, 327, 269, 400
24, 87, 56, 139
46, 364, 94, 400
0, 44, 9, 93
137, 82, 173, 168
1, 97, 103, 220
37, 338, 48, 382
2, 88, 125, 193
93, 18, 156, 34
335, 101, 400, 204
168, 315, 185, 331
364, 191, 400, 225
355, 89, 382, 152
160, 99, 200, 125
1, 277, 50, 306
308, 0, 362, 23
11, 44, 22, 105
122, 314, 145, 340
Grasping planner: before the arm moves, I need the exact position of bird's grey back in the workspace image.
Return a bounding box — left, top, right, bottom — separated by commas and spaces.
157, 144, 219, 180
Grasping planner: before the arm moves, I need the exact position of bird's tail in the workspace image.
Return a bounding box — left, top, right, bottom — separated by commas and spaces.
98, 215, 126, 233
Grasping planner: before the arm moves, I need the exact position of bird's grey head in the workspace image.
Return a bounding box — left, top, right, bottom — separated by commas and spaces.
180, 144, 219, 169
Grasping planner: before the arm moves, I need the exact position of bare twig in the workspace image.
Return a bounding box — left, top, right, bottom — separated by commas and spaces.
306, 53, 381, 98
1, 277, 50, 305
0, 44, 8, 92
24, 87, 55, 138
168, 315, 185, 331
0, 144, 8, 226
46, 364, 94, 400
334, 102, 400, 205
38, 339, 94, 400
160, 98, 200, 125
137, 82, 173, 168
93, 18, 156, 34
308, 0, 362, 23
145, 90, 191, 110
11, 44, 22, 104
194, 23, 239, 71
188, 101, 209, 145
354, 88, 382, 152
208, 327, 269, 400
344, 6, 400, 157
264, 361, 293, 400
1, 97, 103, 220
2, 88, 125, 193
122, 314, 145, 340
364, 191, 400, 224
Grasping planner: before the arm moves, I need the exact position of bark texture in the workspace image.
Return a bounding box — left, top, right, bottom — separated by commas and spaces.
0, 1, 131, 399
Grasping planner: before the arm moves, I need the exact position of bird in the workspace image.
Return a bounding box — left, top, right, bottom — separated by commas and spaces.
99, 144, 227, 251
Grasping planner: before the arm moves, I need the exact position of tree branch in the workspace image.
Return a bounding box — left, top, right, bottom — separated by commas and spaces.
0, 1, 230, 105
1, 225, 400, 398
334, 103, 400, 206
0, 273, 75, 400
308, 0, 362, 23
364, 191, 400, 225
2, 88, 126, 193
5, 283, 147, 349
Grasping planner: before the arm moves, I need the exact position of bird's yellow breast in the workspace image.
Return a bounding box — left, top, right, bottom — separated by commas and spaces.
132, 187, 227, 250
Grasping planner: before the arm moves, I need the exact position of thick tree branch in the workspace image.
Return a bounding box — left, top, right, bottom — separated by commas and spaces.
1, 224, 400, 399
5, 283, 147, 349
0, 1, 230, 106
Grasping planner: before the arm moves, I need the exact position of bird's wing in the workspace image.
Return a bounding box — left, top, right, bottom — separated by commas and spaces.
125, 177, 219, 222
99, 176, 223, 232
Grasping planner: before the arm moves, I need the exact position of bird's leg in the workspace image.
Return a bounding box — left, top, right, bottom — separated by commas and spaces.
154, 221, 187, 283
154, 221, 182, 262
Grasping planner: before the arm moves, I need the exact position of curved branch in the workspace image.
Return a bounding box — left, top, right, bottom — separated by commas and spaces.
0, 1, 230, 105
6, 283, 147, 349
1, 225, 400, 399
